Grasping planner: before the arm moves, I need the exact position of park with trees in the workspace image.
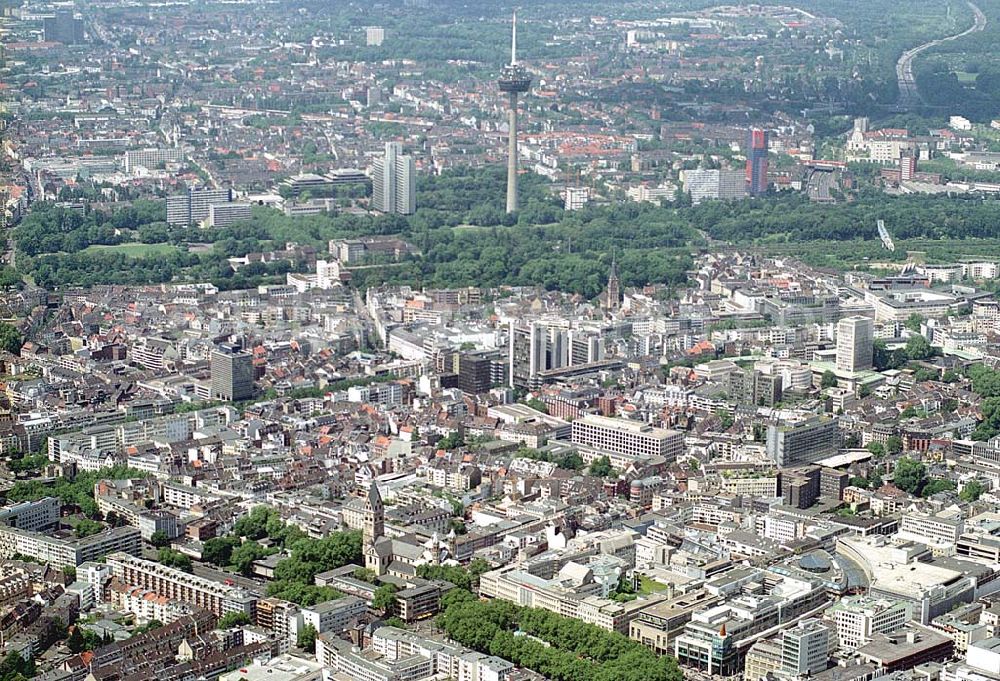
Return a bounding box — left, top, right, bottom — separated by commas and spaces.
23, 163, 1000, 298
437, 589, 682, 681
200, 506, 361, 606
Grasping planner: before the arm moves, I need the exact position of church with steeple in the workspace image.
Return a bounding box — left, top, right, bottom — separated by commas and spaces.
363, 481, 391, 575
362, 482, 458, 577
598, 257, 622, 313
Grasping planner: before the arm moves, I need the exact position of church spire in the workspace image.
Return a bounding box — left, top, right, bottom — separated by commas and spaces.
604, 253, 621, 312
363, 481, 384, 547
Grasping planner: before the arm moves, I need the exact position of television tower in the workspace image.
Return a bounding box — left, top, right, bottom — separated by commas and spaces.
498, 11, 531, 214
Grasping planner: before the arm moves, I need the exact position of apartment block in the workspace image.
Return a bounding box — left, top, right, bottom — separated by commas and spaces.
318, 626, 512, 681
106, 552, 257, 618
166, 187, 234, 226
96, 495, 180, 540
206, 202, 252, 227
0, 570, 33, 610
110, 582, 198, 624
0, 525, 141, 566
256, 597, 299, 652
681, 168, 746, 205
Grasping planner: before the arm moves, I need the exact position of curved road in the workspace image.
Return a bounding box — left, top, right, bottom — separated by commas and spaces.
896, 0, 987, 110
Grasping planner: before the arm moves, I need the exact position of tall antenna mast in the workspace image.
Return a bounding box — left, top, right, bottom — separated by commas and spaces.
499, 7, 531, 214
511, 11, 517, 65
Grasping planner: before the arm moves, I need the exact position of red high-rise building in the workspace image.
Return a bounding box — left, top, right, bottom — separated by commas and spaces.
900, 153, 917, 181
746, 128, 770, 196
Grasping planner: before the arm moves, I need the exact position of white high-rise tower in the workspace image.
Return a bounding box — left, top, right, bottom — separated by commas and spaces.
372, 142, 415, 215
836, 316, 874, 373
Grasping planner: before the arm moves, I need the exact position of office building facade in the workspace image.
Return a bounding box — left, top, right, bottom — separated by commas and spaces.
0, 497, 60, 532
96, 495, 180, 540
829, 596, 911, 650
396, 584, 442, 622
372, 142, 415, 215
766, 416, 840, 467
836, 315, 875, 373
781, 619, 829, 676
508, 321, 548, 389
728, 369, 782, 408
124, 148, 184, 174
570, 330, 604, 365
458, 352, 495, 395
301, 596, 367, 634
571, 414, 684, 461
508, 322, 605, 389
44, 10, 84, 44
211, 344, 255, 402
480, 566, 652, 633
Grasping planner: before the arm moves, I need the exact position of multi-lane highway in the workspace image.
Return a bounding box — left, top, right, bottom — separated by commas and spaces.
896, 1, 986, 110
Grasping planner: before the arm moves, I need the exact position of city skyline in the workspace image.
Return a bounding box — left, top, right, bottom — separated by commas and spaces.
1, 1, 1000, 680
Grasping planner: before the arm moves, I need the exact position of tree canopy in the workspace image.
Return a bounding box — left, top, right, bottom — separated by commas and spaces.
8, 464, 144, 517
437, 590, 682, 681
217, 612, 252, 629
960, 480, 986, 502
893, 457, 926, 495
296, 624, 318, 652
588, 456, 614, 478
373, 584, 399, 613
0, 324, 23, 355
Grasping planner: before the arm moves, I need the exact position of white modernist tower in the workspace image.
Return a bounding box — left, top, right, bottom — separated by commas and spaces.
498, 12, 532, 214
372, 142, 415, 215
836, 316, 874, 373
